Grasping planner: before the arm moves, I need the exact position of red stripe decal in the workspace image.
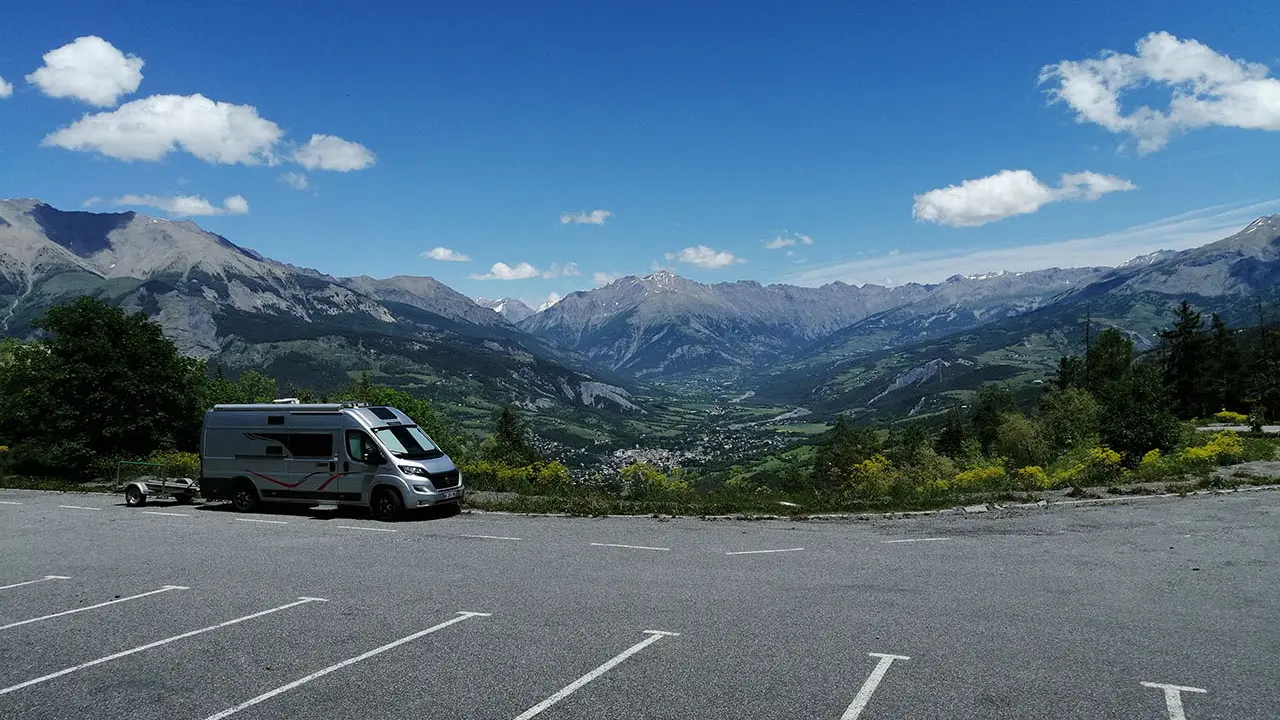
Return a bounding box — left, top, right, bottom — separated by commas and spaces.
246, 470, 344, 490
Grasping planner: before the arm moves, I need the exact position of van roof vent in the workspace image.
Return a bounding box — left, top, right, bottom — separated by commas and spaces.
271, 398, 301, 404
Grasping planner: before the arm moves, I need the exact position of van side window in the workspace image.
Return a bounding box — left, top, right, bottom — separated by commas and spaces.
346, 430, 372, 461
289, 433, 334, 458
246, 432, 333, 458
267, 416, 284, 425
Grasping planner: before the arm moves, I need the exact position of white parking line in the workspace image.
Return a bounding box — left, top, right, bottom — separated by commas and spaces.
841, 652, 910, 720
201, 611, 490, 720
0, 597, 327, 695
512, 631, 679, 720
590, 543, 670, 551
0, 575, 70, 592
0, 585, 188, 631
462, 534, 523, 541
142, 511, 191, 517
725, 547, 805, 555
236, 518, 288, 525
1142, 681, 1207, 720
882, 537, 950, 544
335, 525, 396, 533
0, 500, 21, 505
57, 505, 99, 511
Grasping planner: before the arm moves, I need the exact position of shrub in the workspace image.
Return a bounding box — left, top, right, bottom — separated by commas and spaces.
994, 413, 1050, 469
148, 450, 200, 479
1040, 388, 1100, 454
622, 463, 690, 499
847, 454, 897, 498
953, 465, 1006, 492
1213, 409, 1248, 424
1180, 431, 1244, 467
1054, 446, 1125, 488
1013, 466, 1051, 490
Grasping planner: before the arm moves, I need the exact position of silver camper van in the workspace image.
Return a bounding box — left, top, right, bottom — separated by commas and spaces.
199, 400, 462, 521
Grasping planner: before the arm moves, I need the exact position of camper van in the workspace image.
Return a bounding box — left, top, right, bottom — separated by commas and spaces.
199, 400, 462, 521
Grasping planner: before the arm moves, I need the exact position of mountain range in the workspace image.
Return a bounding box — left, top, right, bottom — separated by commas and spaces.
2, 197, 1277, 444
0, 199, 641, 435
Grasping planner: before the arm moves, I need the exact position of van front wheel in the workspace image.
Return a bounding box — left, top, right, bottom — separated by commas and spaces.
231, 481, 259, 513
371, 488, 404, 522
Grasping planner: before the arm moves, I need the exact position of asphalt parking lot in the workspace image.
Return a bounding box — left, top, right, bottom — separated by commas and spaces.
1, 488, 1276, 720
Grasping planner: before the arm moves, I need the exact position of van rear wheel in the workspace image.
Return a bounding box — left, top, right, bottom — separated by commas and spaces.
371, 488, 404, 522
231, 481, 259, 513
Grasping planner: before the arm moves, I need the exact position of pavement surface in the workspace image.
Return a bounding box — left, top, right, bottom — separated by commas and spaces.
0, 488, 1277, 720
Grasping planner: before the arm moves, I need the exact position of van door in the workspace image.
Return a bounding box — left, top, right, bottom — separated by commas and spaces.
340, 430, 381, 505
284, 432, 341, 504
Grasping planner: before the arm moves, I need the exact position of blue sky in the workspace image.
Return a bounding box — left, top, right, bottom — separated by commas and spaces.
2, 0, 1279, 307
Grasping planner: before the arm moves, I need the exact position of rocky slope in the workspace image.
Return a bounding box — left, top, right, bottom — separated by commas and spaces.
0, 199, 640, 417
754, 216, 1280, 419
474, 297, 535, 323
519, 271, 933, 377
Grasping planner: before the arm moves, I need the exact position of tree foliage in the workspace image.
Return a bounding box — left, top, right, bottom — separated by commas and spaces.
810, 414, 881, 491
0, 298, 204, 475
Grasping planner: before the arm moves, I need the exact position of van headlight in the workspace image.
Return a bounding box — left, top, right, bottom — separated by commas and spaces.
399, 465, 428, 477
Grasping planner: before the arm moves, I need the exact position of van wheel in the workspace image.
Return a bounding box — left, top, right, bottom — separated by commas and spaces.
371, 488, 404, 522
231, 481, 259, 513
175, 494, 194, 505
125, 486, 146, 507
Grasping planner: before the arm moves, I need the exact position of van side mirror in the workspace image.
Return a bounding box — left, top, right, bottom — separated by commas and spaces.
361, 450, 385, 465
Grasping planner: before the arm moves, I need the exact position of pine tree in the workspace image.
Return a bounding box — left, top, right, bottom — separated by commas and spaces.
971, 384, 1015, 454
1159, 301, 1209, 419
1204, 313, 1243, 413
934, 408, 970, 459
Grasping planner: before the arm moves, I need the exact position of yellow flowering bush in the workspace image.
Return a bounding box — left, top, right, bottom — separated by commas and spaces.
1181, 431, 1244, 467
953, 465, 1006, 492
848, 454, 897, 497
1054, 446, 1125, 487
1013, 466, 1051, 490
1213, 409, 1248, 424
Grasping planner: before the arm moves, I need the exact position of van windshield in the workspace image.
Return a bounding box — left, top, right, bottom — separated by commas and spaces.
373, 425, 443, 460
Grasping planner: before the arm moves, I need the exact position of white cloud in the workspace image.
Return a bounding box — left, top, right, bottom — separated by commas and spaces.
538, 293, 563, 311
470, 262, 541, 280
113, 194, 250, 217
787, 198, 1280, 287
913, 169, 1136, 227
293, 134, 375, 171
469, 260, 581, 280
422, 246, 471, 262
593, 272, 622, 286
664, 245, 745, 269
0, 76, 12, 99
1040, 31, 1280, 153
546, 262, 581, 277
42, 93, 284, 164
81, 196, 103, 208
764, 231, 815, 250
560, 209, 613, 225
26, 36, 144, 107
280, 172, 309, 190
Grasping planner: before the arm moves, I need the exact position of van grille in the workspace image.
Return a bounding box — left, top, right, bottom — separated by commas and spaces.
431, 470, 461, 490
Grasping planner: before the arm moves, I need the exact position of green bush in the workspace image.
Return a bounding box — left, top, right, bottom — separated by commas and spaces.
148, 450, 200, 479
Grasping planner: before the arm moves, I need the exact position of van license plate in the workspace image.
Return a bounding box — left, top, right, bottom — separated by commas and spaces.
440, 488, 460, 500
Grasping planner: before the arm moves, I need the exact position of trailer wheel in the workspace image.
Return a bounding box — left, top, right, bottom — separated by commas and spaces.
175, 494, 194, 505
125, 485, 146, 507
231, 481, 259, 513
370, 487, 404, 522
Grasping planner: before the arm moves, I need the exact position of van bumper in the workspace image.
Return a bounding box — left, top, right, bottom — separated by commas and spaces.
410, 485, 464, 506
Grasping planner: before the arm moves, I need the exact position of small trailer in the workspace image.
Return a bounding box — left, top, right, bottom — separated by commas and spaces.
118, 461, 200, 507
